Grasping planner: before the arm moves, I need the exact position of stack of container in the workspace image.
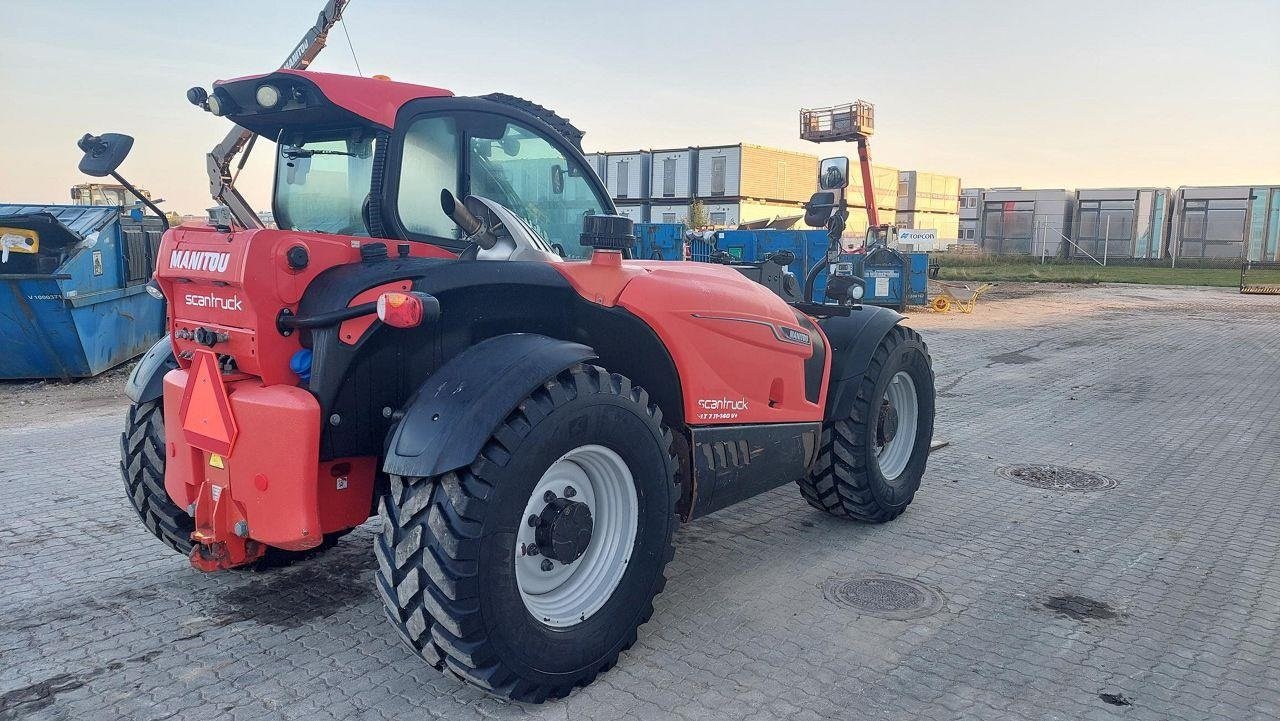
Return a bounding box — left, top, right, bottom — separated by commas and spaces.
896, 171, 960, 242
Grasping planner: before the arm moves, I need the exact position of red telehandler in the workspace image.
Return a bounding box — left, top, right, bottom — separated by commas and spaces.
96, 3, 935, 702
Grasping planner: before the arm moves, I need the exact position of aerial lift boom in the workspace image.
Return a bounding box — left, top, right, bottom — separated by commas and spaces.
194, 0, 352, 229
800, 100, 879, 226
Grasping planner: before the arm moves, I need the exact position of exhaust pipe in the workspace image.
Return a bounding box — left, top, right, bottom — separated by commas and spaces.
440, 189, 496, 249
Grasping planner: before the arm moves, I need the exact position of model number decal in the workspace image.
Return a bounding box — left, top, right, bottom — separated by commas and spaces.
170, 250, 231, 273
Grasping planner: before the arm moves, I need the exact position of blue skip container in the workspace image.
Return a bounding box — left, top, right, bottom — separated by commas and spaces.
0, 204, 166, 379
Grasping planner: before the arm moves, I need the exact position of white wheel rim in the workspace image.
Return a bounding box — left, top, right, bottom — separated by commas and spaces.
515, 444, 638, 628
876, 371, 919, 480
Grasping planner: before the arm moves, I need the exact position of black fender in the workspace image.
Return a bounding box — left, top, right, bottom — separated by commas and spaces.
382, 333, 597, 478
124, 336, 177, 406
817, 305, 904, 421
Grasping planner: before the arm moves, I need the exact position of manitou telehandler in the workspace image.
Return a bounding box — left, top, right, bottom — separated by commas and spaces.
98, 4, 934, 702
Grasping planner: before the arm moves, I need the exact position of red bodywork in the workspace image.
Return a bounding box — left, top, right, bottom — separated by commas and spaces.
215, 69, 453, 129
159, 70, 833, 569
156, 225, 451, 567
554, 252, 828, 424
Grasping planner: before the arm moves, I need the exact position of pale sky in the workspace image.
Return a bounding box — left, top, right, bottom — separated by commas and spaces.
2, 0, 1277, 215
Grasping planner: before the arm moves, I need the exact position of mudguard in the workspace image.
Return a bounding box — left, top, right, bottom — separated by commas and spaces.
817, 305, 904, 421
383, 333, 597, 478
124, 335, 177, 405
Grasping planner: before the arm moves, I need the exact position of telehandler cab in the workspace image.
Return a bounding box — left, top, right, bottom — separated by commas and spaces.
104, 67, 935, 701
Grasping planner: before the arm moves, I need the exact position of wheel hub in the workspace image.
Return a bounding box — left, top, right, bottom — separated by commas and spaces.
877, 400, 899, 446
514, 444, 639, 628
875, 371, 919, 481
534, 496, 594, 564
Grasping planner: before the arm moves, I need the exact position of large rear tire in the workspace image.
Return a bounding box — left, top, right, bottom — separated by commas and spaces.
121, 399, 194, 554
376, 364, 678, 702
120, 399, 349, 566
798, 325, 935, 522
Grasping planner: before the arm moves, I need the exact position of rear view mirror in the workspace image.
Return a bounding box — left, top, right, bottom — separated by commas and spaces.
819, 156, 850, 190
551, 165, 565, 194
77, 133, 134, 177
805, 191, 837, 228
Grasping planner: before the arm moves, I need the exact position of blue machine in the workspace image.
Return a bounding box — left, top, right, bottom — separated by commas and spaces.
0, 204, 166, 379
631, 223, 687, 261
838, 247, 930, 310
714, 229, 832, 295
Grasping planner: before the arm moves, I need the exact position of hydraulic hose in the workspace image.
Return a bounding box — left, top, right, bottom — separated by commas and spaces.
803, 257, 827, 303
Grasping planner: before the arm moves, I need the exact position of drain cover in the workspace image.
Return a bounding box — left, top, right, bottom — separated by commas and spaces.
822, 575, 945, 620
997, 464, 1116, 491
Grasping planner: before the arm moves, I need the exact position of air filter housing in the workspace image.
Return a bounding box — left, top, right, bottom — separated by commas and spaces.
580, 214, 634, 251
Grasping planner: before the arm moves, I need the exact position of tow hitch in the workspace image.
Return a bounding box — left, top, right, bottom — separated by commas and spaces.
188, 473, 265, 571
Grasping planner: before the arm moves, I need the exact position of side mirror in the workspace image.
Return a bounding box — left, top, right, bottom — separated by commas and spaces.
77, 133, 134, 177
818, 156, 850, 190
804, 191, 837, 228
551, 164, 565, 195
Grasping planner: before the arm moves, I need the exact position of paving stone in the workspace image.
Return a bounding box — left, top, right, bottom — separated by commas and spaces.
0, 285, 1277, 720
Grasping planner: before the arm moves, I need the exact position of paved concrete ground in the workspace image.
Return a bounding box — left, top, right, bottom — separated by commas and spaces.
1, 284, 1278, 721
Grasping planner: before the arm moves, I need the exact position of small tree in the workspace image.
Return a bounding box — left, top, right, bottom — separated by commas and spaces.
686, 198, 710, 229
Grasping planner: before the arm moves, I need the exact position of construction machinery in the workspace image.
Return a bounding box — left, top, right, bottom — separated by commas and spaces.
800, 101, 895, 247
102, 7, 936, 702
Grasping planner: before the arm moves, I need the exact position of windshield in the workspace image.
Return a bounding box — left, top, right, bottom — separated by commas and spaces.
274, 133, 376, 236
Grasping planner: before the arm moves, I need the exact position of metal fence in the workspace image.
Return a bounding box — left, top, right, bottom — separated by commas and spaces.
1241, 261, 1280, 294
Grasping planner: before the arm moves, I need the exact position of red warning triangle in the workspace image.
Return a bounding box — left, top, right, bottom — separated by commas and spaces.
180, 349, 238, 456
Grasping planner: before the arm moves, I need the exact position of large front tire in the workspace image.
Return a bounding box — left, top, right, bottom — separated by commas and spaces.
375, 364, 678, 702
798, 325, 935, 522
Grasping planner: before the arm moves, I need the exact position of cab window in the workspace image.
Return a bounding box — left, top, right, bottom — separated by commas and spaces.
467, 120, 606, 258
398, 116, 460, 239
275, 133, 376, 236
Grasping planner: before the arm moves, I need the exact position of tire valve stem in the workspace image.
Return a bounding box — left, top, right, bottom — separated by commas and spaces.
540, 559, 554, 572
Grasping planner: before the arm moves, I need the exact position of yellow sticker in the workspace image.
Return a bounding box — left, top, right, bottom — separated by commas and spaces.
208, 453, 225, 469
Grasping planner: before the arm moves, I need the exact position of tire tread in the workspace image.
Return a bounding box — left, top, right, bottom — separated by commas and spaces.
375, 364, 678, 702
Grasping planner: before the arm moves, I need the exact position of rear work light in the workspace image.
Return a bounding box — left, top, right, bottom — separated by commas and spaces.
377, 291, 437, 329
255, 84, 282, 109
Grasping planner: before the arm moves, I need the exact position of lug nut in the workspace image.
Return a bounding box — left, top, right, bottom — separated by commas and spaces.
564, 485, 577, 498
543, 490, 556, 503
540, 559, 554, 572
528, 514, 540, 527
233, 520, 249, 538
526, 544, 540, 557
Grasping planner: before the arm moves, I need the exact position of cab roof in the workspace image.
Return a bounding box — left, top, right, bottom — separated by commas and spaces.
214, 69, 453, 129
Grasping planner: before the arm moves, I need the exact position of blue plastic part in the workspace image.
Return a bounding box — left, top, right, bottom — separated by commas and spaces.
290, 348, 313, 382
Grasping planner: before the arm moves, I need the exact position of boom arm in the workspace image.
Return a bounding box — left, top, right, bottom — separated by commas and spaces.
855, 137, 879, 229
207, 0, 352, 229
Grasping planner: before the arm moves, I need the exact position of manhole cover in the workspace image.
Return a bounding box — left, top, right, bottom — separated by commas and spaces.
822, 575, 945, 620
997, 464, 1116, 491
